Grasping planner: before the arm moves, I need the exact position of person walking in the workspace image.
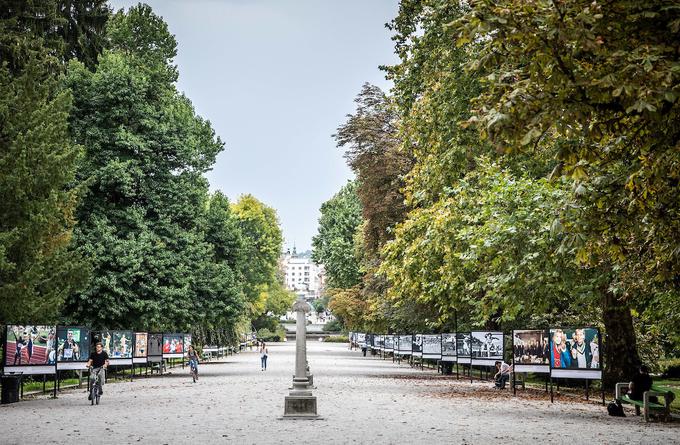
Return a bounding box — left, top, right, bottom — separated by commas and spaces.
260, 344, 268, 371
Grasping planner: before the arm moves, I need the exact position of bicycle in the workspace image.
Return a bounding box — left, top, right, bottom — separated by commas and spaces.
189, 359, 198, 383
89, 367, 104, 405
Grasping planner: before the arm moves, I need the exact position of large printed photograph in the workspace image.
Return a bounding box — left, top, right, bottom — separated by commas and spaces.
470, 331, 503, 360
550, 328, 600, 369
163, 334, 184, 354
398, 335, 412, 352
148, 333, 163, 357
513, 330, 549, 365
134, 332, 148, 358
184, 334, 192, 355
422, 335, 441, 355
5, 325, 56, 366
57, 327, 90, 362
93, 330, 133, 358
442, 333, 456, 357
384, 335, 394, 350
412, 334, 423, 354
456, 333, 471, 358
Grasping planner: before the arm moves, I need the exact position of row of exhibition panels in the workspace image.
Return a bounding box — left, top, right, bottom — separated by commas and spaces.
1, 325, 228, 376
349, 328, 603, 380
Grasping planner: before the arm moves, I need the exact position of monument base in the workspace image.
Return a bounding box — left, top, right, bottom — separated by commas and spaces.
283, 395, 318, 418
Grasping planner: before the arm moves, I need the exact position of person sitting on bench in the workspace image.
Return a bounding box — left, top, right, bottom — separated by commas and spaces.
494, 360, 513, 389
629, 365, 656, 403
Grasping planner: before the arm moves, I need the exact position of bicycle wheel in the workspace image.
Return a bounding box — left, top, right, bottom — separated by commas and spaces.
95, 391, 100, 405
90, 384, 96, 405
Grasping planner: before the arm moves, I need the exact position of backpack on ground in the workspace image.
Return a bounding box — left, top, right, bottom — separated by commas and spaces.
607, 400, 626, 417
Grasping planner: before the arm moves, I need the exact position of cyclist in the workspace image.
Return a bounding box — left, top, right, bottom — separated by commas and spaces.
187, 345, 199, 381
87, 342, 109, 400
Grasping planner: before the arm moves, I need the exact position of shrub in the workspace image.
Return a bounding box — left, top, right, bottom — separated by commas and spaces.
659, 358, 680, 378
257, 326, 286, 342
323, 319, 343, 332
323, 335, 349, 343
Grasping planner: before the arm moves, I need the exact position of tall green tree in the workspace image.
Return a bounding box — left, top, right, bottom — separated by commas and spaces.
0, 0, 109, 73
231, 194, 284, 320
0, 0, 108, 323
312, 181, 363, 290
63, 4, 230, 331
454, 0, 680, 381
0, 58, 87, 323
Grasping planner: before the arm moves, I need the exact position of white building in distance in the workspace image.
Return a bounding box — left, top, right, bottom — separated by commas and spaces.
281, 247, 325, 301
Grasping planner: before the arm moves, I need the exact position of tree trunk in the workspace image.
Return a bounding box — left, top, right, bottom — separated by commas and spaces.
602, 289, 640, 388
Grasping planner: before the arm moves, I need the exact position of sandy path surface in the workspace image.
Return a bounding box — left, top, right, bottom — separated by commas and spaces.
0, 341, 678, 444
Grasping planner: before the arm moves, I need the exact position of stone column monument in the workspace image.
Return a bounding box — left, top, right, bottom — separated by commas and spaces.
283, 295, 318, 418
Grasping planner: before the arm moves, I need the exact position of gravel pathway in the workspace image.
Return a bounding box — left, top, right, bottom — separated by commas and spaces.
0, 341, 678, 444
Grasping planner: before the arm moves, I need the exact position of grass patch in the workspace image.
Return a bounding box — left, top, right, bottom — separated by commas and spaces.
653, 378, 680, 412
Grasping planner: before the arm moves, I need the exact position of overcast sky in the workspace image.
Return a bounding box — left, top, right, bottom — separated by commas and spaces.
109, 0, 399, 251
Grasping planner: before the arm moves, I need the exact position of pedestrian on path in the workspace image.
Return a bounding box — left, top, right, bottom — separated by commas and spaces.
260, 344, 268, 371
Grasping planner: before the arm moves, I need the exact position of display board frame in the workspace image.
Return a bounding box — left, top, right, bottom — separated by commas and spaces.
412, 334, 423, 357
549, 327, 602, 379
3, 325, 57, 375
456, 332, 471, 364
512, 329, 550, 373
133, 332, 148, 364
470, 331, 504, 367
162, 333, 185, 359
441, 333, 457, 362
422, 334, 442, 360
56, 326, 90, 371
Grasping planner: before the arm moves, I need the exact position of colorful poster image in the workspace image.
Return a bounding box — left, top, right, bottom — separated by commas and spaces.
513, 330, 549, 365
5, 325, 56, 366
93, 330, 133, 358
163, 334, 184, 354
57, 327, 90, 362
470, 331, 503, 360
134, 332, 148, 358
456, 333, 471, 358
442, 333, 456, 357
147, 333, 163, 357
184, 334, 192, 355
550, 328, 600, 370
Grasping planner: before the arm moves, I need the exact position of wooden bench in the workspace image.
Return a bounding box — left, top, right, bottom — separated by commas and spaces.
615, 382, 675, 422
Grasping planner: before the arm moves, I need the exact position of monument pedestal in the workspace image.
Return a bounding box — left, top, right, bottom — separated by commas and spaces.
283, 395, 318, 418
282, 295, 320, 419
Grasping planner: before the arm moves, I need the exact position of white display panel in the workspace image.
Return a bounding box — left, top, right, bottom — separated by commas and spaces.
56, 362, 88, 371
471, 358, 497, 367
3, 365, 55, 375
514, 364, 550, 373
551, 369, 602, 380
